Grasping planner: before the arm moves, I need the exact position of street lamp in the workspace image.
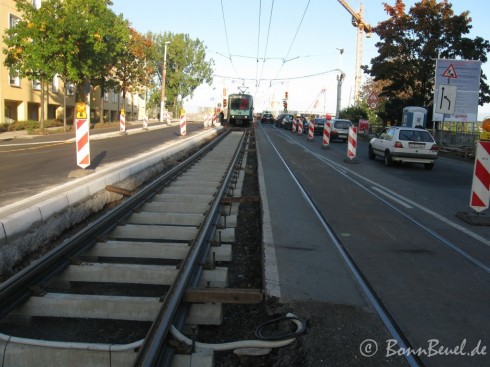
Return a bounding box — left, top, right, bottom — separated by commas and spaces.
336, 48, 344, 118
160, 41, 170, 123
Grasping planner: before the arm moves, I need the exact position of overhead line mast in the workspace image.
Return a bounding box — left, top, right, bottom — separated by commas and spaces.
337, 0, 372, 102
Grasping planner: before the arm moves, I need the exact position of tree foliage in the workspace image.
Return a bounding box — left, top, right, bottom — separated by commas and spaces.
3, 0, 65, 127
150, 32, 214, 115
3, 0, 128, 116
4, 0, 215, 125
362, 0, 490, 124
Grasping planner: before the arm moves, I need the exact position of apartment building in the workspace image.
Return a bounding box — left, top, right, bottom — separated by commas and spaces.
0, 0, 145, 125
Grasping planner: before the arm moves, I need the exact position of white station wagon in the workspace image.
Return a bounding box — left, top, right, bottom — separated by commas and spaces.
368, 126, 439, 170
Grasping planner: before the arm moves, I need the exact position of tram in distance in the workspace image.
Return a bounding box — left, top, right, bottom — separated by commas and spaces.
227, 93, 253, 127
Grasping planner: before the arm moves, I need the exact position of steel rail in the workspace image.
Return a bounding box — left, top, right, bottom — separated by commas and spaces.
262, 127, 422, 367
134, 130, 248, 366
0, 129, 231, 319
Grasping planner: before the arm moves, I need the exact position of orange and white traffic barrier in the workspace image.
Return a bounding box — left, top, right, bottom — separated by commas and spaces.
180, 110, 187, 136
292, 118, 297, 133
470, 141, 490, 212
307, 118, 315, 141
322, 121, 331, 149
203, 113, 209, 128
75, 102, 90, 169
120, 109, 126, 133
143, 114, 148, 129
347, 126, 357, 159
297, 119, 303, 135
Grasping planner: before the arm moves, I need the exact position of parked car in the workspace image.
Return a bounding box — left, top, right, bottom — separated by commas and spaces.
310, 118, 325, 135
368, 126, 438, 170
261, 111, 274, 124
275, 113, 295, 129
330, 119, 353, 142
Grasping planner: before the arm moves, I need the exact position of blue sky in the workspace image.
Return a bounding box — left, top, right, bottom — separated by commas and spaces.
110, 0, 490, 121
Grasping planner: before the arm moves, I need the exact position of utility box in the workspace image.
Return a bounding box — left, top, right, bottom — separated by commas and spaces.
402, 106, 427, 128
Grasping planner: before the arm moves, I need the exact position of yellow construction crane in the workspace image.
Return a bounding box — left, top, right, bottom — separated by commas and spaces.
337, 0, 372, 102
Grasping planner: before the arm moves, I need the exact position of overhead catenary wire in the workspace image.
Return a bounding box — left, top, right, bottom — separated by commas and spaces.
215, 68, 341, 82
255, 0, 262, 90
272, 0, 311, 81
257, 0, 275, 89
220, 0, 240, 78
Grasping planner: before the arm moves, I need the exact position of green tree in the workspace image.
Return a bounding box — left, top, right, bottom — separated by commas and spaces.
112, 27, 155, 119
61, 0, 125, 104
3, 0, 63, 128
3, 0, 127, 129
362, 0, 490, 124
150, 32, 214, 116
339, 105, 368, 124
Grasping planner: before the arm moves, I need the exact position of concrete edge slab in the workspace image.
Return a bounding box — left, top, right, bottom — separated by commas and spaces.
255, 129, 281, 299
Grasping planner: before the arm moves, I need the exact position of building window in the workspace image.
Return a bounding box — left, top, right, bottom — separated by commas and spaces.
112, 90, 117, 103
33, 79, 41, 90
104, 91, 109, 101
66, 82, 75, 96
9, 14, 20, 28
52, 74, 60, 93
10, 74, 21, 87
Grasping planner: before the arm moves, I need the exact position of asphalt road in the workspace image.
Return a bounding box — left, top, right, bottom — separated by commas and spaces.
0, 122, 203, 207
257, 123, 489, 367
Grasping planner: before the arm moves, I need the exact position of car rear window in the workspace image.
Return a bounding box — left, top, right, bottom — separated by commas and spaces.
398, 130, 434, 142
334, 121, 352, 128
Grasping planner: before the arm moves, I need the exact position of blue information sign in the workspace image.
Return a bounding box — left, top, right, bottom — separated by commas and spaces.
433, 59, 481, 122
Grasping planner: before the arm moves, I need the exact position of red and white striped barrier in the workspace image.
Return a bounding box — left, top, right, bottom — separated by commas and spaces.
143, 115, 148, 129
180, 112, 187, 136
75, 103, 90, 169
204, 113, 211, 128
292, 118, 297, 133
307, 118, 315, 140
470, 141, 490, 212
322, 121, 331, 149
347, 126, 357, 159
120, 110, 126, 133
297, 119, 303, 135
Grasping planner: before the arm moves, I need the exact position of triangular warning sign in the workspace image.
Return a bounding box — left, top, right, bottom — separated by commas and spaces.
442, 63, 458, 78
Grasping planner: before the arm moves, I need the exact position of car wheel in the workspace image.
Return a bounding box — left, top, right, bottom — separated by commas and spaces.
384, 151, 392, 166
368, 145, 376, 160
424, 162, 434, 170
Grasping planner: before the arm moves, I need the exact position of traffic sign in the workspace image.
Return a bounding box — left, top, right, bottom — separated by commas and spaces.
75, 102, 90, 169
442, 63, 458, 78
367, 91, 378, 103
433, 59, 481, 122
435, 84, 457, 115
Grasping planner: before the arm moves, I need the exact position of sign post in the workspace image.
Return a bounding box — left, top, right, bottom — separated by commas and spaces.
180, 108, 187, 136
120, 108, 126, 133
75, 102, 90, 169
470, 118, 490, 212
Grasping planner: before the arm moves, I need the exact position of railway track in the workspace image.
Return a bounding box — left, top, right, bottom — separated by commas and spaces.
260, 125, 490, 367
0, 129, 251, 366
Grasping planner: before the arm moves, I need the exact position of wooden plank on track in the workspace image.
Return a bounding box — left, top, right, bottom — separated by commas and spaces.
183, 288, 263, 304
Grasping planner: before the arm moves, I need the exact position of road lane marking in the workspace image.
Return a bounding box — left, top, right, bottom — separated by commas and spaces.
371, 186, 413, 209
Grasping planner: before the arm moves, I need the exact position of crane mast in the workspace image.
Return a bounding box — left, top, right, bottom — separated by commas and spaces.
337, 0, 372, 102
